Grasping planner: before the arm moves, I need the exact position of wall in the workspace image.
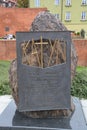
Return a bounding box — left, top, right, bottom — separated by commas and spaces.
73, 39, 87, 66
0, 40, 16, 61
0, 39, 87, 66
29, 0, 62, 19
0, 7, 47, 37
63, 0, 87, 36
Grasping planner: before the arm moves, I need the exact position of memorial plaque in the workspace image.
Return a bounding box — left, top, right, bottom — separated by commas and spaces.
16, 31, 71, 112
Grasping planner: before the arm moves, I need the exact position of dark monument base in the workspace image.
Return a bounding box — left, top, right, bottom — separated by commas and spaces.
0, 97, 87, 130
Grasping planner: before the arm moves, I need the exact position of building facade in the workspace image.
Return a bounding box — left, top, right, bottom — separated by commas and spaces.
29, 0, 87, 38
0, 0, 17, 7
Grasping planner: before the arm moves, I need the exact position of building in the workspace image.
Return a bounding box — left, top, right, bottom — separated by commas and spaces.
0, 0, 17, 7
29, 0, 87, 38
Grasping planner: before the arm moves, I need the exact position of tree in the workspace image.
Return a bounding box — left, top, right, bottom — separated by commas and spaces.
17, 0, 29, 8
80, 29, 85, 39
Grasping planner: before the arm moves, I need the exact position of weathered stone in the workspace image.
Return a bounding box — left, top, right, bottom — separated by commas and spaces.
29, 11, 77, 80
30, 11, 67, 31
9, 11, 77, 118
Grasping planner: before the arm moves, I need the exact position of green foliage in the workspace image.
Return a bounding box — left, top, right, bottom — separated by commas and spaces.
17, 0, 29, 8
80, 29, 85, 38
71, 67, 87, 99
0, 81, 11, 95
76, 32, 80, 35
0, 61, 11, 95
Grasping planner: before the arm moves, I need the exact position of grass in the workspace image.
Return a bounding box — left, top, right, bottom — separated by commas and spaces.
0, 61, 10, 82
0, 61, 11, 95
0, 60, 87, 99
76, 66, 87, 72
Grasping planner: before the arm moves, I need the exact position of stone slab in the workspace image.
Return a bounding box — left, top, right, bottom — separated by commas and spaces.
0, 98, 87, 130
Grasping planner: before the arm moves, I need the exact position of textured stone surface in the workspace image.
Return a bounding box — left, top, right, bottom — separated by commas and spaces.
30, 11, 67, 31
9, 11, 77, 118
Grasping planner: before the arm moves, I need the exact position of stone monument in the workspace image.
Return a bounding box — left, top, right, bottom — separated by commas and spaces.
0, 11, 87, 130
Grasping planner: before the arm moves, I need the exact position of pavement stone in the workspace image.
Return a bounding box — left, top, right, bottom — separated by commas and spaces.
0, 95, 12, 114
81, 99, 87, 124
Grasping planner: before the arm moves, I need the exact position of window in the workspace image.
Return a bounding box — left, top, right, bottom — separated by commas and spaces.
35, 0, 40, 7
8, 2, 11, 7
54, 14, 59, 19
66, 0, 71, 6
82, 0, 87, 5
3, 3, 6, 7
55, 0, 60, 5
65, 12, 71, 21
81, 12, 86, 20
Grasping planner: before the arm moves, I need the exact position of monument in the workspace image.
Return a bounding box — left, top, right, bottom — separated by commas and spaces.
0, 11, 87, 130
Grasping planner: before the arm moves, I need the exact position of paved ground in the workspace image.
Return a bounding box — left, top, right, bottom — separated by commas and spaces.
0, 95, 87, 124
0, 95, 12, 114
81, 99, 87, 124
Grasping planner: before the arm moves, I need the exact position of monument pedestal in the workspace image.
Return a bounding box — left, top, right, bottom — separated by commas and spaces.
0, 97, 87, 130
